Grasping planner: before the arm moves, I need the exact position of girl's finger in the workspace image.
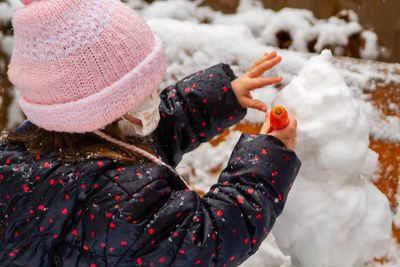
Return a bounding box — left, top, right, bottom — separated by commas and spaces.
287, 115, 298, 132
251, 76, 283, 89
240, 97, 267, 112
249, 51, 277, 71
260, 112, 271, 134
248, 55, 281, 78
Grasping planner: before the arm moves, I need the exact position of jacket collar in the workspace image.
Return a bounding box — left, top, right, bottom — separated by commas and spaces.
14, 120, 34, 134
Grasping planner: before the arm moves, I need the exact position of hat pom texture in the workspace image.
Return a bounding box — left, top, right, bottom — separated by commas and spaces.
8, 0, 166, 133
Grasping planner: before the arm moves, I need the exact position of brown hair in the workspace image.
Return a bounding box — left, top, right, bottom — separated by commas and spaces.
2, 121, 154, 163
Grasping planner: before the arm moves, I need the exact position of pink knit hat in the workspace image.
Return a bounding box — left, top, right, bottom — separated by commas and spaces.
8, 0, 167, 133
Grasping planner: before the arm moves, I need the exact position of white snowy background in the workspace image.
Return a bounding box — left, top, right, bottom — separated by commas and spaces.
1, 0, 400, 266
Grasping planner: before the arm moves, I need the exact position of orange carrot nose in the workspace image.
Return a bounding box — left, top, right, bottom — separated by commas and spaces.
269, 106, 289, 133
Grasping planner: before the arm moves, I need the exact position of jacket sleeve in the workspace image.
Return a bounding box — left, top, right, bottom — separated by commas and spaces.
172, 134, 300, 266
157, 63, 246, 167
109, 133, 301, 267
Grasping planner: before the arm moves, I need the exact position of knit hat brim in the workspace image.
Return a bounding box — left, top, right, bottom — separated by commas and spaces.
19, 35, 166, 133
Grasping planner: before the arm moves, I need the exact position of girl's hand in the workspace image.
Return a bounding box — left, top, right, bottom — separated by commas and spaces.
260, 112, 298, 150
231, 51, 282, 112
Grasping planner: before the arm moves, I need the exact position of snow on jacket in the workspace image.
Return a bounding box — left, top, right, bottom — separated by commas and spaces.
0, 64, 301, 267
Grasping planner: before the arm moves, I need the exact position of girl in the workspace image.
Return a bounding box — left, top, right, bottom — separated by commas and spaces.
0, 0, 300, 266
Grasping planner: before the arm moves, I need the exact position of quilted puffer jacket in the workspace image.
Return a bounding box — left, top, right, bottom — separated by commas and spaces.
0, 64, 300, 267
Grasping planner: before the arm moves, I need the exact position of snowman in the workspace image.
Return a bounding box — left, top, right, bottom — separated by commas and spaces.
270, 50, 392, 267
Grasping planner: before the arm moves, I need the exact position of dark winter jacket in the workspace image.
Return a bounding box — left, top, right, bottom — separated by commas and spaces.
0, 64, 300, 267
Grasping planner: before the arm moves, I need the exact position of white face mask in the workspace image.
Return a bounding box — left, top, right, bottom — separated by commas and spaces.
118, 89, 161, 138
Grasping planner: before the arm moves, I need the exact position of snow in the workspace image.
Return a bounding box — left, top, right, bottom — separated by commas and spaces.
0, 34, 14, 57
313, 17, 361, 53
261, 8, 318, 51
361, 30, 381, 60
395, 180, 400, 230
6, 88, 24, 129
178, 130, 243, 193
141, 0, 384, 60
1, 0, 399, 266
273, 51, 374, 183
336, 9, 360, 23
142, 0, 214, 23
360, 102, 400, 143
241, 233, 291, 267
0, 0, 21, 24
271, 51, 392, 267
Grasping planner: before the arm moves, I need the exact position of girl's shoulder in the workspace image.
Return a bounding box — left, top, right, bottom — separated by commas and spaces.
0, 144, 186, 195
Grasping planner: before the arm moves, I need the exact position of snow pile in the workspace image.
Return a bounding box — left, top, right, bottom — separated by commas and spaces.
0, 0, 21, 24
0, 0, 20, 57
140, 0, 383, 60
273, 50, 374, 182
148, 18, 272, 89
261, 8, 318, 51
271, 50, 392, 267
141, 0, 215, 23
360, 30, 381, 60
241, 234, 291, 267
